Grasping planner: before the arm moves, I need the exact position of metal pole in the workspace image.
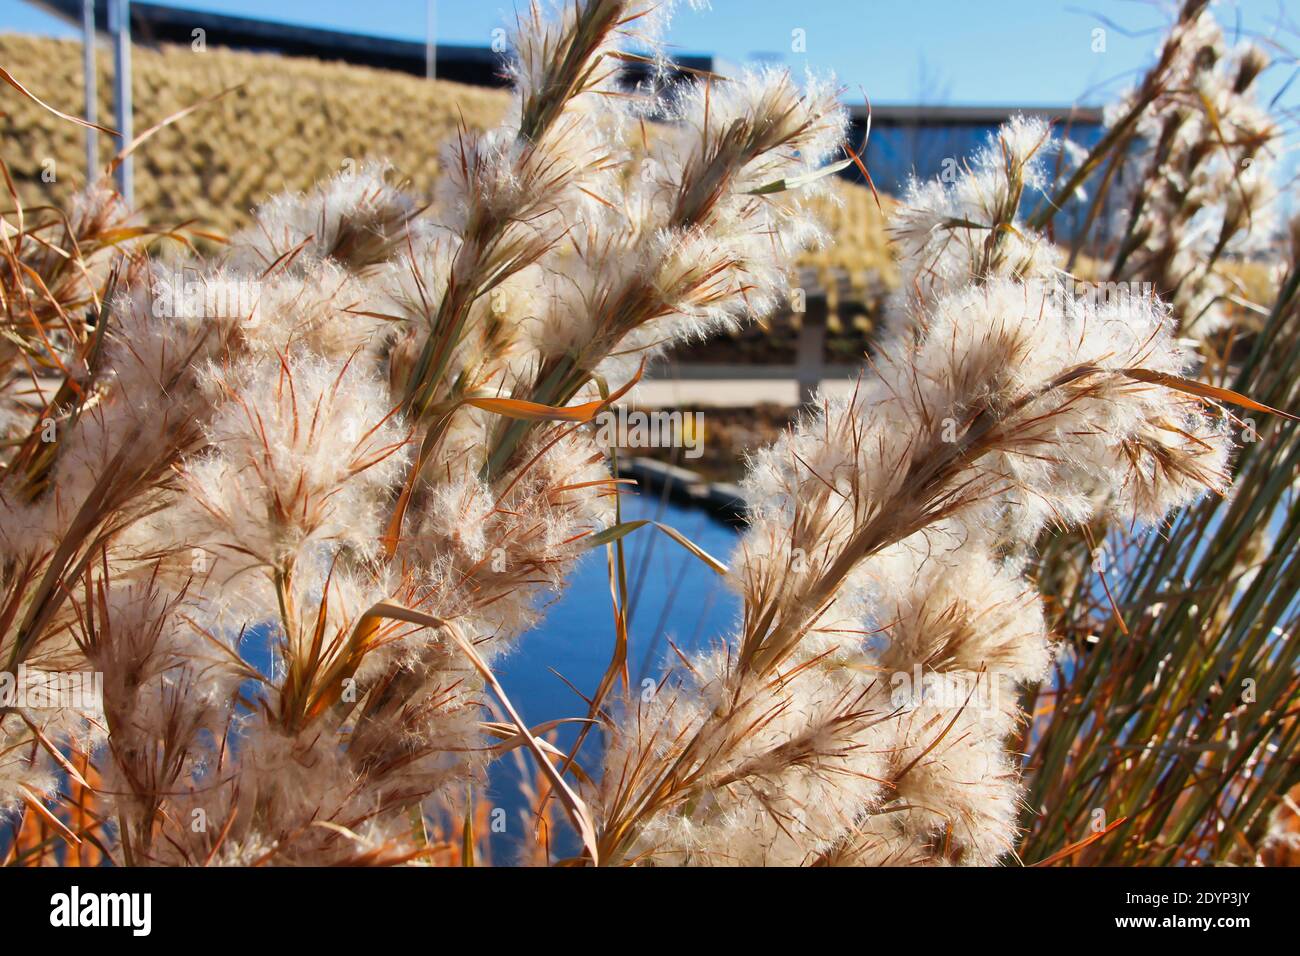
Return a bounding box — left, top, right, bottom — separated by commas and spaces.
82, 0, 98, 182
110, 0, 133, 204
425, 0, 436, 80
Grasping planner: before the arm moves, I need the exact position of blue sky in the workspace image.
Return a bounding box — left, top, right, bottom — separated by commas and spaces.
3, 0, 1297, 108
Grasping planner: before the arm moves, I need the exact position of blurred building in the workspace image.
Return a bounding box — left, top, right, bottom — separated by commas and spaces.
846, 103, 1113, 240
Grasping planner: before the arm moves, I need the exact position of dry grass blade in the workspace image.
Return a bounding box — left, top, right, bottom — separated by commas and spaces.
649, 521, 730, 575
17, 713, 91, 792
578, 519, 728, 573
108, 85, 244, 174
746, 157, 854, 195
0, 64, 118, 136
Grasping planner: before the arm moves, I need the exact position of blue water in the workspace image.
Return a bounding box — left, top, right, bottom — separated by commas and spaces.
486, 490, 741, 861
496, 492, 740, 718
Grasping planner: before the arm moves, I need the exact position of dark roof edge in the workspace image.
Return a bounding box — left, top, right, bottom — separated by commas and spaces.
850, 103, 1105, 124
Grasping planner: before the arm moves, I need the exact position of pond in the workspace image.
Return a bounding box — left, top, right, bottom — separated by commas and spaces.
487, 490, 741, 862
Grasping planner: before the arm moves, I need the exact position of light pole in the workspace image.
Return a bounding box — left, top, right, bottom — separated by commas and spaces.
81, 0, 97, 182
110, 0, 133, 204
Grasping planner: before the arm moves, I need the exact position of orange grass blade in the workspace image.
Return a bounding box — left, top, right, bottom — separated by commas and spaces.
1031, 815, 1129, 867
1121, 368, 1300, 421
17, 786, 81, 848
464, 359, 642, 422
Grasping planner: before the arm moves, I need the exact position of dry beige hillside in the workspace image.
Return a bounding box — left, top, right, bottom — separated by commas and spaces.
0, 34, 893, 282
0, 34, 511, 232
